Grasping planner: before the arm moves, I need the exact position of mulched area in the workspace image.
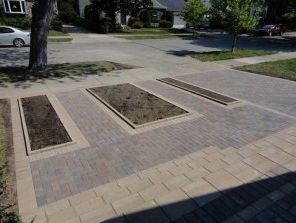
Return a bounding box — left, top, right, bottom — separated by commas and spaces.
21, 95, 71, 151
89, 83, 188, 126
158, 78, 238, 105
0, 99, 17, 214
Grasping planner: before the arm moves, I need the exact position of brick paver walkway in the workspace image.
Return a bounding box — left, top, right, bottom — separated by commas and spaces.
30, 79, 294, 206
9, 69, 296, 223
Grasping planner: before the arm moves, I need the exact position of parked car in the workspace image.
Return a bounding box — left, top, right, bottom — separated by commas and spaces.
0, 26, 30, 47
252, 24, 285, 36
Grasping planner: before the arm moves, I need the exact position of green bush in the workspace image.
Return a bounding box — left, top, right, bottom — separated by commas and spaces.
159, 20, 173, 28
0, 212, 22, 223
166, 11, 174, 23
280, 12, 296, 26
50, 19, 63, 31
81, 17, 112, 33
58, 1, 79, 24
128, 17, 139, 27
132, 21, 144, 29
0, 17, 31, 30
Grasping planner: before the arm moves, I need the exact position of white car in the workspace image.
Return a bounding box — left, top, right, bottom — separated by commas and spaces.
0, 26, 30, 47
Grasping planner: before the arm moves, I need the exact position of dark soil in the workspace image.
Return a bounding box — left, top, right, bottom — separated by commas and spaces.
21, 96, 71, 151
90, 84, 188, 126
0, 99, 17, 214
158, 78, 238, 105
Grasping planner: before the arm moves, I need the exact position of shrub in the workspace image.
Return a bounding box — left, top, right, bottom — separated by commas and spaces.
280, 12, 296, 26
50, 19, 63, 31
58, 1, 79, 24
128, 17, 139, 27
132, 21, 144, 29
166, 11, 174, 23
81, 17, 112, 33
0, 17, 31, 30
0, 212, 22, 223
159, 20, 173, 28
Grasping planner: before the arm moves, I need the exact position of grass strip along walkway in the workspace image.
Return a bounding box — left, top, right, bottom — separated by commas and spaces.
237, 58, 296, 81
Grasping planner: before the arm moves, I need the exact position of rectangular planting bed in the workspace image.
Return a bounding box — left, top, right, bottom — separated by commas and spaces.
20, 95, 71, 151
88, 83, 189, 128
158, 78, 239, 106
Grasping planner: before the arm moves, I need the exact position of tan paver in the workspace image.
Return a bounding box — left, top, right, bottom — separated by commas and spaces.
148, 170, 174, 184
204, 159, 228, 172
182, 178, 220, 206
168, 164, 193, 176
73, 197, 105, 216
111, 194, 146, 214
69, 190, 97, 206
102, 187, 131, 203
185, 167, 210, 181
139, 184, 170, 202
79, 204, 116, 223
163, 175, 191, 190
155, 189, 197, 221
204, 169, 242, 191
243, 154, 279, 173
225, 162, 262, 183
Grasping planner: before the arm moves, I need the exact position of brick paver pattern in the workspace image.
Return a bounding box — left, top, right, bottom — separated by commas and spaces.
30, 73, 296, 206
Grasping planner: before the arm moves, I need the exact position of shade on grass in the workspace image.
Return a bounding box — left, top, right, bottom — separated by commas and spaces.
237, 58, 296, 81
191, 49, 275, 62
0, 61, 128, 83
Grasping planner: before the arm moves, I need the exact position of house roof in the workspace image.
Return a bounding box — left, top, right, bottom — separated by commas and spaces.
154, 0, 185, 12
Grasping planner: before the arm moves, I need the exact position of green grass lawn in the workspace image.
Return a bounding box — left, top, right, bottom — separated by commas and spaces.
112, 28, 188, 35
191, 49, 276, 62
0, 61, 133, 83
48, 30, 70, 37
237, 58, 296, 81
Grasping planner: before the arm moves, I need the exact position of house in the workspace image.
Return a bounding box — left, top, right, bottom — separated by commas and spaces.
0, 0, 33, 16
78, 0, 188, 28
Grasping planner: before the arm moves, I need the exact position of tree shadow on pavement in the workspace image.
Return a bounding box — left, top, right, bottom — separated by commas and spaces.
102, 172, 296, 223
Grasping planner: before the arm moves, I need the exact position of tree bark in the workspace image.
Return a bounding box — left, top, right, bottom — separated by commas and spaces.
28, 0, 57, 71
231, 34, 237, 53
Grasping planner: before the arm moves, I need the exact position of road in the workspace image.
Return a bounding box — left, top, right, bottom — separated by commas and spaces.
0, 32, 295, 75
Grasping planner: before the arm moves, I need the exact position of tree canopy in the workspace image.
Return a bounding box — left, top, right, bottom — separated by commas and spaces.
182, 0, 207, 25
209, 0, 262, 51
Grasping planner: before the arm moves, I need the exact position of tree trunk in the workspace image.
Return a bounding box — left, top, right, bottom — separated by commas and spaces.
28, 0, 57, 71
231, 34, 238, 53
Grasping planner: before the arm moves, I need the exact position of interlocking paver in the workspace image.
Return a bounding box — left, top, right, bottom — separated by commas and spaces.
155, 189, 197, 221
139, 184, 169, 201
30, 79, 295, 205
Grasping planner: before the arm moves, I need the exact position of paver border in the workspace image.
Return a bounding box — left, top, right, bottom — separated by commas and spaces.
157, 77, 243, 108
84, 83, 202, 135
16, 93, 90, 161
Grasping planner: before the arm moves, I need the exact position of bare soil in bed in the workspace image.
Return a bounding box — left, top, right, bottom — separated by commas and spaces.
0, 99, 17, 214
90, 83, 188, 126
21, 95, 71, 151
158, 78, 238, 105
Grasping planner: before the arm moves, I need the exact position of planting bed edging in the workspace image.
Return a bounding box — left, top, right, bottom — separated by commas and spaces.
87, 83, 190, 129
157, 78, 239, 106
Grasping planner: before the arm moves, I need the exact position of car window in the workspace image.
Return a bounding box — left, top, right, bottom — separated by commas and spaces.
263, 25, 274, 29
0, 27, 14, 34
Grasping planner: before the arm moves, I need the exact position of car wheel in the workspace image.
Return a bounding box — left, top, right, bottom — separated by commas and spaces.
13, 38, 25, 47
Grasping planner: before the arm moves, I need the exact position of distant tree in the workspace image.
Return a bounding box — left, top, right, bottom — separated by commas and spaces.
210, 0, 262, 52
182, 0, 207, 26
29, 0, 58, 71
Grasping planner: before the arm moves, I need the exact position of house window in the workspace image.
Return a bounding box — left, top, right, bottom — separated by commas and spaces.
3, 0, 26, 14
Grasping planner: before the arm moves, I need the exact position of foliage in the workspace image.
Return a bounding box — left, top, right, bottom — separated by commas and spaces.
280, 12, 296, 27
140, 10, 152, 27
57, 0, 80, 24
165, 11, 174, 23
159, 20, 173, 28
0, 212, 22, 223
132, 21, 144, 29
209, 0, 262, 51
50, 19, 63, 31
264, 0, 295, 22
183, 0, 207, 25
0, 17, 31, 30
